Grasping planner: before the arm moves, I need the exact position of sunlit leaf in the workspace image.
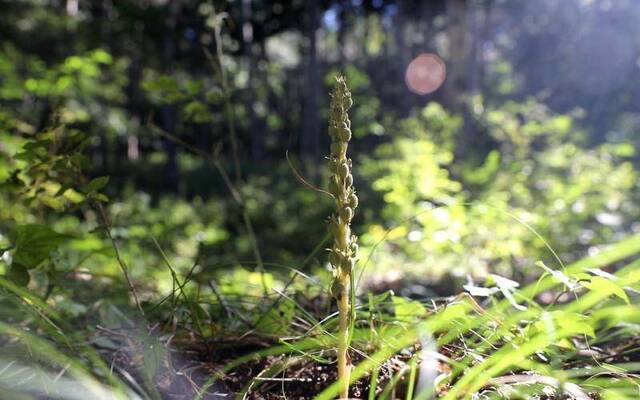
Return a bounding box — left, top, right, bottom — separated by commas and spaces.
584, 276, 629, 304
393, 296, 427, 320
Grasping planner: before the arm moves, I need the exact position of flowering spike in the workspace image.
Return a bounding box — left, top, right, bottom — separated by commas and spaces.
327, 76, 358, 399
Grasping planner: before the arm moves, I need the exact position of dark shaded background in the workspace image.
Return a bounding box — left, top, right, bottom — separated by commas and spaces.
1, 0, 639, 292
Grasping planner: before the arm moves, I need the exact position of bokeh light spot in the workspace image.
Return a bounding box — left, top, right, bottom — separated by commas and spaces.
405, 53, 446, 95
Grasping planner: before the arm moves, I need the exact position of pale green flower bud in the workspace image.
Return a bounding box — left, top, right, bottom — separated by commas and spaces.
348, 193, 359, 209
338, 162, 349, 179
339, 207, 353, 222
344, 173, 353, 188
343, 95, 353, 110
340, 128, 352, 142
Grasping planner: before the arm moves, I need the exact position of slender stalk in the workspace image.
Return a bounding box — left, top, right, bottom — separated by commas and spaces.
337, 284, 350, 397
327, 76, 358, 399
204, 15, 267, 293
96, 203, 144, 317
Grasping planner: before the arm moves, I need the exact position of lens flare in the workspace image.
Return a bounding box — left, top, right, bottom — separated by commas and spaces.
405, 53, 446, 95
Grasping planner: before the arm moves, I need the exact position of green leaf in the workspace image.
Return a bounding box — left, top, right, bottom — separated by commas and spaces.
256, 301, 294, 335
393, 296, 427, 320
7, 264, 30, 286
91, 193, 110, 203
12, 225, 73, 269
532, 311, 596, 340
584, 276, 630, 304
142, 336, 165, 381
85, 176, 109, 193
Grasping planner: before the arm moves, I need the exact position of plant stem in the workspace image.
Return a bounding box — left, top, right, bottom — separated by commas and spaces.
337, 274, 351, 398
97, 202, 144, 317
327, 76, 358, 399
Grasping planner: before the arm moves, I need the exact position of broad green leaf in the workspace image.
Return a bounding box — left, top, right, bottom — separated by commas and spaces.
436, 302, 471, 326
533, 311, 596, 339
393, 296, 427, 320
12, 225, 72, 269
584, 276, 630, 304
62, 188, 85, 203
256, 301, 294, 335
85, 176, 109, 193
92, 193, 109, 202
142, 336, 165, 382
7, 264, 29, 286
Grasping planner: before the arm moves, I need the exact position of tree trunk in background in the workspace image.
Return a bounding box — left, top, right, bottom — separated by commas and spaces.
479, 0, 494, 95
445, 0, 491, 163
243, 0, 264, 161
444, 0, 470, 112
125, 15, 143, 162
393, 2, 412, 116
455, 0, 495, 163
162, 2, 179, 192
301, 0, 321, 163
94, 0, 114, 175
65, 0, 78, 16
468, 0, 493, 95
468, 0, 481, 96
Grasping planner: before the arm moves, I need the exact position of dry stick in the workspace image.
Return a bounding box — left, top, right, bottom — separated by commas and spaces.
96, 202, 145, 317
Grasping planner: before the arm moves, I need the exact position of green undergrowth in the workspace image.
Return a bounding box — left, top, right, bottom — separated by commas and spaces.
0, 226, 639, 399
1, 78, 639, 399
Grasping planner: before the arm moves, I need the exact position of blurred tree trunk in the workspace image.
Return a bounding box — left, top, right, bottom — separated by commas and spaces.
125, 15, 143, 162
65, 0, 78, 16
301, 0, 321, 163
444, 0, 470, 112
480, 0, 493, 95
393, 2, 411, 116
162, 2, 179, 192
243, 0, 264, 161
468, 1, 481, 95
93, 0, 114, 175
469, 0, 493, 95
446, 0, 495, 162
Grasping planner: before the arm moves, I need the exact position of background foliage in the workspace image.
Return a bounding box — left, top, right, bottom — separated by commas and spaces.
0, 1, 639, 398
